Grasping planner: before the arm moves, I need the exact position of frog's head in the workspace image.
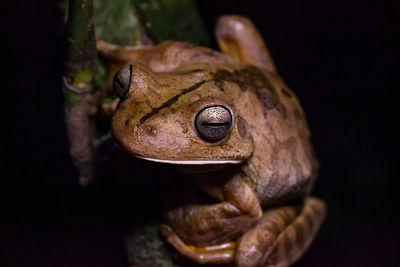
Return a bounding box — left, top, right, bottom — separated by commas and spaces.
111, 62, 254, 168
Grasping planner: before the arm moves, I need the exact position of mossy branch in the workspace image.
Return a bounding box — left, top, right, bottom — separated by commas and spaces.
63, 0, 97, 186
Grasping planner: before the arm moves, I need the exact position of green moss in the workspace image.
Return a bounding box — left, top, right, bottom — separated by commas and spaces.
102, 95, 117, 104
72, 69, 94, 88
66, 0, 97, 64
134, 0, 210, 46
94, 0, 141, 46
126, 222, 179, 267
64, 88, 81, 106
91, 58, 108, 93
64, 68, 96, 106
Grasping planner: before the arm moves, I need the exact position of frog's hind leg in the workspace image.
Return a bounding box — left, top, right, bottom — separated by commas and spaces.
215, 15, 276, 72
236, 197, 326, 267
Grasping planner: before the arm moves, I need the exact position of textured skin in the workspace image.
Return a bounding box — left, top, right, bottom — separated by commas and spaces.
99, 15, 326, 267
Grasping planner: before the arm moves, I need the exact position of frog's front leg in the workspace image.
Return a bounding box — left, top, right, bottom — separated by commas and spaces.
236, 197, 326, 267
161, 174, 262, 264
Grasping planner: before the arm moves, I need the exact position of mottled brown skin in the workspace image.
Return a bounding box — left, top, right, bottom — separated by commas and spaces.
99, 15, 326, 267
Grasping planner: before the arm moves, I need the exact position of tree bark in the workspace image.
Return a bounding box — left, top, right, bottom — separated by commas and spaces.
63, 0, 98, 186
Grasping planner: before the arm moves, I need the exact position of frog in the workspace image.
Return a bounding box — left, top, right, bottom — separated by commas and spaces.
97, 15, 326, 267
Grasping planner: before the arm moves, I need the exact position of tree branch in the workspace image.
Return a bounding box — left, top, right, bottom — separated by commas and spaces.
63, 0, 97, 186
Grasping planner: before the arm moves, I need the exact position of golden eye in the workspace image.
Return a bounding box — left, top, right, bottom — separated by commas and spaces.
195, 105, 233, 142
113, 64, 132, 100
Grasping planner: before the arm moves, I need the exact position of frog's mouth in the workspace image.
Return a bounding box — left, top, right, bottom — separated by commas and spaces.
136, 156, 244, 173
136, 156, 243, 165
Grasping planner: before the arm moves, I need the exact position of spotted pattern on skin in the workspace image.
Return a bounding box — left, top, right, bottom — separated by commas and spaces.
236, 116, 248, 139
213, 66, 287, 118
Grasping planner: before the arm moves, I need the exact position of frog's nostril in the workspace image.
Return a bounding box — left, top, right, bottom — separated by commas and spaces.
113, 64, 132, 100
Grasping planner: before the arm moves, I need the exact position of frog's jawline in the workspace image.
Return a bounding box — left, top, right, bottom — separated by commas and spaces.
136, 156, 242, 165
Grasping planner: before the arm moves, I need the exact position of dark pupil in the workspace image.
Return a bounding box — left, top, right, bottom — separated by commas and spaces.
198, 121, 230, 141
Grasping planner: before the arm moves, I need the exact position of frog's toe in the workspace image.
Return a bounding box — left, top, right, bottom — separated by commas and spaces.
160, 224, 235, 264
236, 197, 326, 267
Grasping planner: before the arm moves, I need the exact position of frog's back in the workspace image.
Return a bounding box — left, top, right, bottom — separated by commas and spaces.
229, 66, 318, 207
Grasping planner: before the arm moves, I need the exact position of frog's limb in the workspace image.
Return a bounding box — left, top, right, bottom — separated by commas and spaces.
236, 197, 326, 267
215, 15, 276, 72
97, 41, 150, 65
97, 40, 228, 73
161, 175, 262, 264
160, 224, 235, 264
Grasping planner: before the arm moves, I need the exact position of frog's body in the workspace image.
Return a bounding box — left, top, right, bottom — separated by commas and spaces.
99, 15, 326, 267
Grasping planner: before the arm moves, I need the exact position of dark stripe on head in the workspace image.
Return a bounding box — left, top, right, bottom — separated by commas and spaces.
213, 66, 287, 118
137, 80, 207, 126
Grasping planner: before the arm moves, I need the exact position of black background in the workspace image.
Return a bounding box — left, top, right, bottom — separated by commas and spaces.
8, 0, 398, 266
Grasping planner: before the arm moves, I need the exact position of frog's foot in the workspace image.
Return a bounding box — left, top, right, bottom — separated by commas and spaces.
160, 224, 235, 264
236, 197, 326, 267
215, 15, 276, 72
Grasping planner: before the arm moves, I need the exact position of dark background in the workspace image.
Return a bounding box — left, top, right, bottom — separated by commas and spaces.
8, 0, 398, 266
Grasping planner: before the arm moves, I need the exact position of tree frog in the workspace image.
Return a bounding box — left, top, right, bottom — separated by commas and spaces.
98, 15, 326, 267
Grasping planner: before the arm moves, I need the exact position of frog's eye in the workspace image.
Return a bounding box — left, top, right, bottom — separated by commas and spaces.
113, 64, 132, 100
195, 105, 233, 142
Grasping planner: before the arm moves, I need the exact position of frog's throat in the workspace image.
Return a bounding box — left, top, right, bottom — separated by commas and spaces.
136, 156, 243, 165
